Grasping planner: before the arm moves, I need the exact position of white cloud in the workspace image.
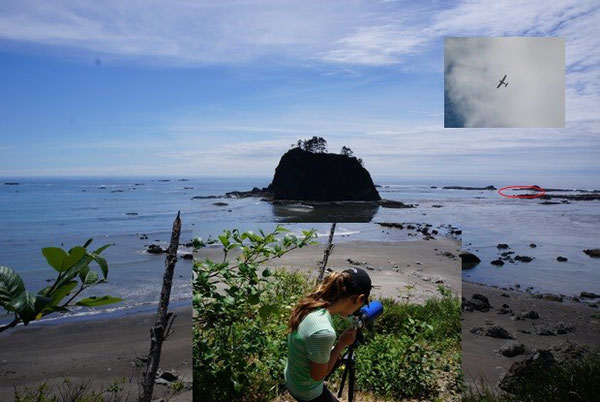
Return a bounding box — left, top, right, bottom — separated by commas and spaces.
319, 24, 426, 65
0, 0, 598, 181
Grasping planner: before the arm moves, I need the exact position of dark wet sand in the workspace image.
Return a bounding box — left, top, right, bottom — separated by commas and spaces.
0, 306, 192, 401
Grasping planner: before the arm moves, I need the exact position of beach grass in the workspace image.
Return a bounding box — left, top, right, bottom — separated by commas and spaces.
13, 378, 131, 402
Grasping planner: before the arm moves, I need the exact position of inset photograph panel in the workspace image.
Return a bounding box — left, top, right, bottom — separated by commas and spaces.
193, 222, 462, 402
445, 37, 565, 128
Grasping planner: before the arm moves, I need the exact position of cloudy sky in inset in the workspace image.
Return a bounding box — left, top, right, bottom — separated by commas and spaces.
0, 1, 598, 186
445, 37, 564, 128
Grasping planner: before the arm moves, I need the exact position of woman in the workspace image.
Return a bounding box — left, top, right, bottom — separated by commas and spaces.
284, 267, 372, 402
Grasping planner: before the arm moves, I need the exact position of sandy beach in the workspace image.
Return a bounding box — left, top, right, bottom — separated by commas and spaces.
0, 306, 192, 401
462, 281, 600, 391
198, 238, 462, 305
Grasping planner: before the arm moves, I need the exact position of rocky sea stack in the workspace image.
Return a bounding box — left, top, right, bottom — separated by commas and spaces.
269, 147, 381, 201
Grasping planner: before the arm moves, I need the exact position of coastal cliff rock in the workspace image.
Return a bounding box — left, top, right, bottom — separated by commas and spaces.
268, 148, 381, 201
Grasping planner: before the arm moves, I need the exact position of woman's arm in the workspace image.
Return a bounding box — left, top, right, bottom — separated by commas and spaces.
309, 329, 356, 381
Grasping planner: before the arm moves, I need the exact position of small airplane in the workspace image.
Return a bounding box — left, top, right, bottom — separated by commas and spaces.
496, 74, 508, 88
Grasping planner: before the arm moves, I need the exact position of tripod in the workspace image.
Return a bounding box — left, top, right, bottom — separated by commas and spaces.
326, 330, 364, 402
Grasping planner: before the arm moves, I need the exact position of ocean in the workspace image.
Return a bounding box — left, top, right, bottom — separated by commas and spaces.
1, 177, 599, 325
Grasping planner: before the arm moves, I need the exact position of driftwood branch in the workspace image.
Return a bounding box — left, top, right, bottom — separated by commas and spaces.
317, 223, 336, 283
139, 211, 182, 402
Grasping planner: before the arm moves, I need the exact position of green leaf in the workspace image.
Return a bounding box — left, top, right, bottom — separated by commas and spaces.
55, 254, 93, 290
262, 268, 271, 277
218, 234, 230, 248
42, 247, 67, 271
248, 293, 260, 305
92, 254, 109, 279
258, 304, 278, 320
92, 243, 112, 255
49, 281, 78, 306
83, 270, 99, 285
0, 266, 25, 307
63, 246, 86, 270
10, 291, 51, 324
75, 295, 123, 307
78, 266, 90, 283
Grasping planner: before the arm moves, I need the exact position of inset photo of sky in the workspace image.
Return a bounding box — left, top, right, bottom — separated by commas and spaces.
445, 37, 565, 128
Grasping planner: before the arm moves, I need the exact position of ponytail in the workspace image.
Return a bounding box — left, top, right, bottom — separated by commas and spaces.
288, 271, 352, 332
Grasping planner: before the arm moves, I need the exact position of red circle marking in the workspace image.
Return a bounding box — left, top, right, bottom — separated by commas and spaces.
498, 185, 546, 199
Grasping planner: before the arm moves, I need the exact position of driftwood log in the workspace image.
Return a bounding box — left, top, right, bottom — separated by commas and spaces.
317, 223, 336, 283
139, 211, 182, 402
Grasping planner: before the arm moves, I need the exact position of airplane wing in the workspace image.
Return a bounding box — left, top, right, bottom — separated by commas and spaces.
497, 74, 507, 88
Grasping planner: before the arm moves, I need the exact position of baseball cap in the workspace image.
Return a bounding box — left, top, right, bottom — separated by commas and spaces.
343, 267, 372, 304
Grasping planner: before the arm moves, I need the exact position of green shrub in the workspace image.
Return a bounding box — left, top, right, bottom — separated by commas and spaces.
355, 333, 437, 398
193, 227, 317, 402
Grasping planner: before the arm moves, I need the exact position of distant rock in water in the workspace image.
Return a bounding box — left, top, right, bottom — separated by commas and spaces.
269, 148, 381, 201
583, 248, 600, 257
4, 182, 20, 185
443, 185, 496, 190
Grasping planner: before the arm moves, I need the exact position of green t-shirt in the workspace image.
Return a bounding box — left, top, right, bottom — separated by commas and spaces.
285, 308, 336, 400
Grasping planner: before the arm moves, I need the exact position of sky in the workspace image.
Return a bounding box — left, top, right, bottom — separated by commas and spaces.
445, 37, 565, 128
0, 0, 599, 186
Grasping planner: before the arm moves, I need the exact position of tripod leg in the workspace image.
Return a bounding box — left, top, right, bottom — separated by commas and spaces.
348, 358, 355, 402
337, 358, 349, 398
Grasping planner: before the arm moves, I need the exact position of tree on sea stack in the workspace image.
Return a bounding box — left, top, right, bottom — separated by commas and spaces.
340, 146, 354, 157
0, 239, 122, 333
296, 136, 328, 153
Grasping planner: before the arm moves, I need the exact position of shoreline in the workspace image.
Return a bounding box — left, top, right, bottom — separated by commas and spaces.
0, 297, 191, 329
0, 306, 192, 401
462, 280, 600, 391
197, 238, 462, 304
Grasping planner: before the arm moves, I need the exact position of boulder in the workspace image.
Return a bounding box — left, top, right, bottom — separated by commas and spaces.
500, 341, 526, 357
514, 255, 534, 262
147, 244, 165, 254
520, 310, 539, 319
497, 243, 510, 249
499, 350, 556, 393
580, 291, 600, 298
491, 259, 505, 266
472, 294, 490, 305
268, 148, 380, 201
583, 248, 600, 257
443, 185, 496, 190
471, 324, 514, 339
460, 251, 481, 269
556, 256, 568, 262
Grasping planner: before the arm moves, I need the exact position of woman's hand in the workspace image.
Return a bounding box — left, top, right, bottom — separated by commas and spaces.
338, 329, 357, 347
